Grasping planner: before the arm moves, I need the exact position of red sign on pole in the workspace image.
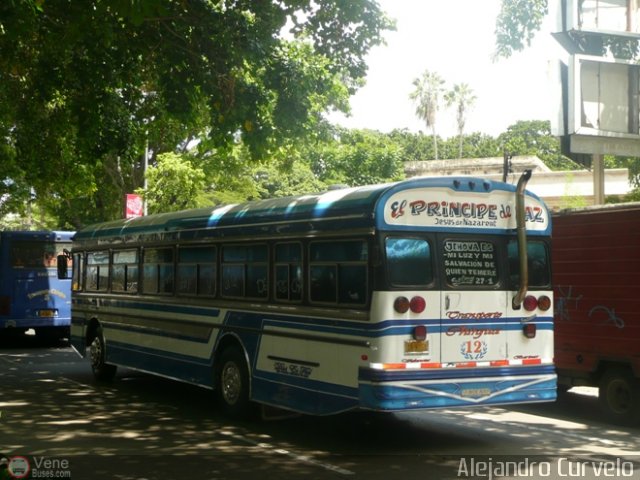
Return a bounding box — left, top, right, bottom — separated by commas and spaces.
125, 193, 144, 218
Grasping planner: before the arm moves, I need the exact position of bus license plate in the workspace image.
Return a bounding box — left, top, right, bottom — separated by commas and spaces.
37, 309, 56, 318
404, 340, 428, 354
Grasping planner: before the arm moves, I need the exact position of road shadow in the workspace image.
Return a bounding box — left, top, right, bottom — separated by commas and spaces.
2, 348, 639, 479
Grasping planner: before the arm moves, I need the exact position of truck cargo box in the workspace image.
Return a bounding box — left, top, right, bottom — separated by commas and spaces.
553, 202, 640, 424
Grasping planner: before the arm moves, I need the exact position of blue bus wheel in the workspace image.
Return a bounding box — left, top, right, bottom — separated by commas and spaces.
216, 347, 253, 418
89, 326, 117, 382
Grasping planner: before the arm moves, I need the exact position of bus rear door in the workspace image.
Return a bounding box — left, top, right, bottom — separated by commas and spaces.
439, 237, 508, 365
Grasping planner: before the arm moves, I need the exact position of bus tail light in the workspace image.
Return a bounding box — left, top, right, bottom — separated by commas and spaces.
413, 325, 427, 341
523, 323, 537, 339
0, 296, 10, 316
523, 295, 551, 312
410, 296, 426, 313
523, 295, 538, 311
394, 296, 410, 313
394, 296, 426, 314
537, 295, 551, 311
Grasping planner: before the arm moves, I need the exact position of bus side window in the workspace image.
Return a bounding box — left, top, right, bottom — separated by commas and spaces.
221, 244, 268, 300
72, 253, 84, 291
274, 243, 302, 302
112, 249, 139, 293
177, 246, 216, 296
86, 251, 109, 292
309, 240, 368, 306
143, 248, 174, 295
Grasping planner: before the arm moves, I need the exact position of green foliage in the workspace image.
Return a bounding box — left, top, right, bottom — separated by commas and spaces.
139, 153, 205, 214
498, 120, 581, 170
0, 0, 392, 226
389, 129, 501, 162
254, 160, 327, 198
308, 128, 405, 186
494, 0, 548, 59
604, 155, 640, 188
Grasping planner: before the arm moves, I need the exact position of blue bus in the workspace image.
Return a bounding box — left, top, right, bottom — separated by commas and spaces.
0, 231, 74, 340
66, 172, 555, 416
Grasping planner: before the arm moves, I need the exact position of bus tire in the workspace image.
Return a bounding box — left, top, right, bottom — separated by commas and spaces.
215, 347, 253, 418
89, 326, 117, 382
598, 367, 640, 425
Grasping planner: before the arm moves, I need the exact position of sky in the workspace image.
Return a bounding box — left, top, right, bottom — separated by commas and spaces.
328, 0, 564, 139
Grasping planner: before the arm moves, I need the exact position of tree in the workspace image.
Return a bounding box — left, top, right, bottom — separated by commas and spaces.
140, 153, 205, 214
494, 0, 548, 59
308, 128, 405, 186
445, 83, 477, 159
0, 1, 393, 227
409, 70, 445, 160
498, 120, 580, 171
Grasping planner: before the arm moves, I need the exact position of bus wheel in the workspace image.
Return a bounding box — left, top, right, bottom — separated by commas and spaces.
598, 367, 640, 425
216, 347, 253, 418
89, 327, 117, 382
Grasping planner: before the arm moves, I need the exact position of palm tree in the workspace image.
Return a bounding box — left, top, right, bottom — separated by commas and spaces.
409, 70, 445, 160
445, 83, 476, 159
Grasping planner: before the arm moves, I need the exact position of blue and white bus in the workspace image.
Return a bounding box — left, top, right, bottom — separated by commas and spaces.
66, 172, 555, 416
0, 230, 74, 340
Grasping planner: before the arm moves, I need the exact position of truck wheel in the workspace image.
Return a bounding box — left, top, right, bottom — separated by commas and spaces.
89, 326, 117, 381
215, 346, 253, 418
598, 368, 640, 425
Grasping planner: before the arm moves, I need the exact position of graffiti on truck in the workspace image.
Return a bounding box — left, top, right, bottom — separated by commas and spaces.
555, 285, 625, 329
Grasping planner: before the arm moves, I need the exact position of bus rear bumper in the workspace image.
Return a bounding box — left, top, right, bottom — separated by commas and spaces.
358, 365, 557, 411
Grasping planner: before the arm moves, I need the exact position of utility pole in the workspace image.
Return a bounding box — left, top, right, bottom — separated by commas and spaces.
144, 134, 149, 216
502, 151, 512, 183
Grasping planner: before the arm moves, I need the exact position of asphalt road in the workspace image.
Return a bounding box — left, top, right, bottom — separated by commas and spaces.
1, 333, 639, 480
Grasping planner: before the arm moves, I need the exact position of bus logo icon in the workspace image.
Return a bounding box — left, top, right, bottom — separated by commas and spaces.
8, 456, 30, 479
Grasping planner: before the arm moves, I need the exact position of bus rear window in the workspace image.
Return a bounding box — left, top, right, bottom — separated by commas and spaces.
11, 241, 71, 268
508, 240, 550, 287
385, 238, 433, 287
443, 239, 498, 287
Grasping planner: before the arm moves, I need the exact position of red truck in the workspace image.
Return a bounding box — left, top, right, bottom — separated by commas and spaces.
552, 202, 640, 424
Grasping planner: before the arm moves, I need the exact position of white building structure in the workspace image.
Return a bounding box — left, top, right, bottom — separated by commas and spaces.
404, 156, 632, 210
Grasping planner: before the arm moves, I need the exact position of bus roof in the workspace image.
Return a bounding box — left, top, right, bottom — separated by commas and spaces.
74, 176, 549, 247
0, 231, 75, 242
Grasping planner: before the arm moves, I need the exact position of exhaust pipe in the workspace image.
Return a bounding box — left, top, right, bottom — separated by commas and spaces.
512, 170, 532, 309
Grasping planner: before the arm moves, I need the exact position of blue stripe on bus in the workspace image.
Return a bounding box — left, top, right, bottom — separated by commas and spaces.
74, 294, 553, 337
77, 298, 553, 345
263, 318, 554, 336
103, 321, 214, 344
106, 341, 214, 386
74, 297, 221, 317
